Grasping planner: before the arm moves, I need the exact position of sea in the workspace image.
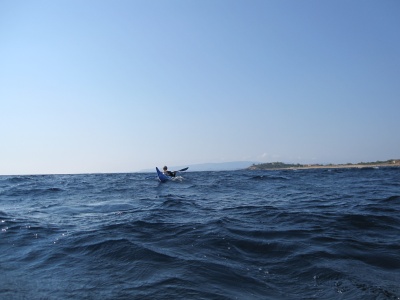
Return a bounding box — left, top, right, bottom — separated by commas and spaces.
1, 167, 399, 300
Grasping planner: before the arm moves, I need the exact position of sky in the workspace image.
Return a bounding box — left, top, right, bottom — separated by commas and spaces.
1, 0, 399, 175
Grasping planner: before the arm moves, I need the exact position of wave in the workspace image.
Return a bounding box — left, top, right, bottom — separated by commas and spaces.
338, 213, 400, 231
2, 175, 35, 183
382, 195, 400, 202
249, 175, 289, 181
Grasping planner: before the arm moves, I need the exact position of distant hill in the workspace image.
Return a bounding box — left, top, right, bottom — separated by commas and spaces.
247, 159, 400, 170
140, 161, 257, 173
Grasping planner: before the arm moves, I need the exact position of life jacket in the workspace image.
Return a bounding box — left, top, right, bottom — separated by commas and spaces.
165, 170, 176, 177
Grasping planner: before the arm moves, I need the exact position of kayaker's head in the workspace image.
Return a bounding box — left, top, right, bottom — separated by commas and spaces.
163, 166, 168, 171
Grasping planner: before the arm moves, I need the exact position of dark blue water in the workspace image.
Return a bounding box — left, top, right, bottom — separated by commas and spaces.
1, 168, 399, 299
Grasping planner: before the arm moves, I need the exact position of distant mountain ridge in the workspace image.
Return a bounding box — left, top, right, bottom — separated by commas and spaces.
140, 161, 258, 173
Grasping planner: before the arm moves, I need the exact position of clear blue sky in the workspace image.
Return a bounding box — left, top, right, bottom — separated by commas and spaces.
1, 0, 399, 175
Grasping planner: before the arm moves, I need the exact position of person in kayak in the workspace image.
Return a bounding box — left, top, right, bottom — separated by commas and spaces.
163, 166, 176, 177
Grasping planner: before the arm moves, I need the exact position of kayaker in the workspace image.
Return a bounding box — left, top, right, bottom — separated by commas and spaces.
163, 166, 176, 177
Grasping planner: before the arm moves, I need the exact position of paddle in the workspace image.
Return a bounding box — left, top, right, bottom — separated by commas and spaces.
176, 167, 189, 172
169, 167, 188, 177
146, 167, 189, 181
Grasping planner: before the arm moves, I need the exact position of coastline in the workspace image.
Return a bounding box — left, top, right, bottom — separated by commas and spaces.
247, 160, 400, 171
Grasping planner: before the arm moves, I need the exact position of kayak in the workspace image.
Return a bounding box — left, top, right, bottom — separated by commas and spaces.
156, 167, 189, 182
155, 167, 189, 183
156, 167, 170, 183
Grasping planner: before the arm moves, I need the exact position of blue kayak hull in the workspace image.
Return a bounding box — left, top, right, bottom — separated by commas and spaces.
156, 167, 169, 182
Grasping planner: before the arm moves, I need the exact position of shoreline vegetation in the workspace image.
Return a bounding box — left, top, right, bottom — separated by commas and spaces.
247, 159, 400, 171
